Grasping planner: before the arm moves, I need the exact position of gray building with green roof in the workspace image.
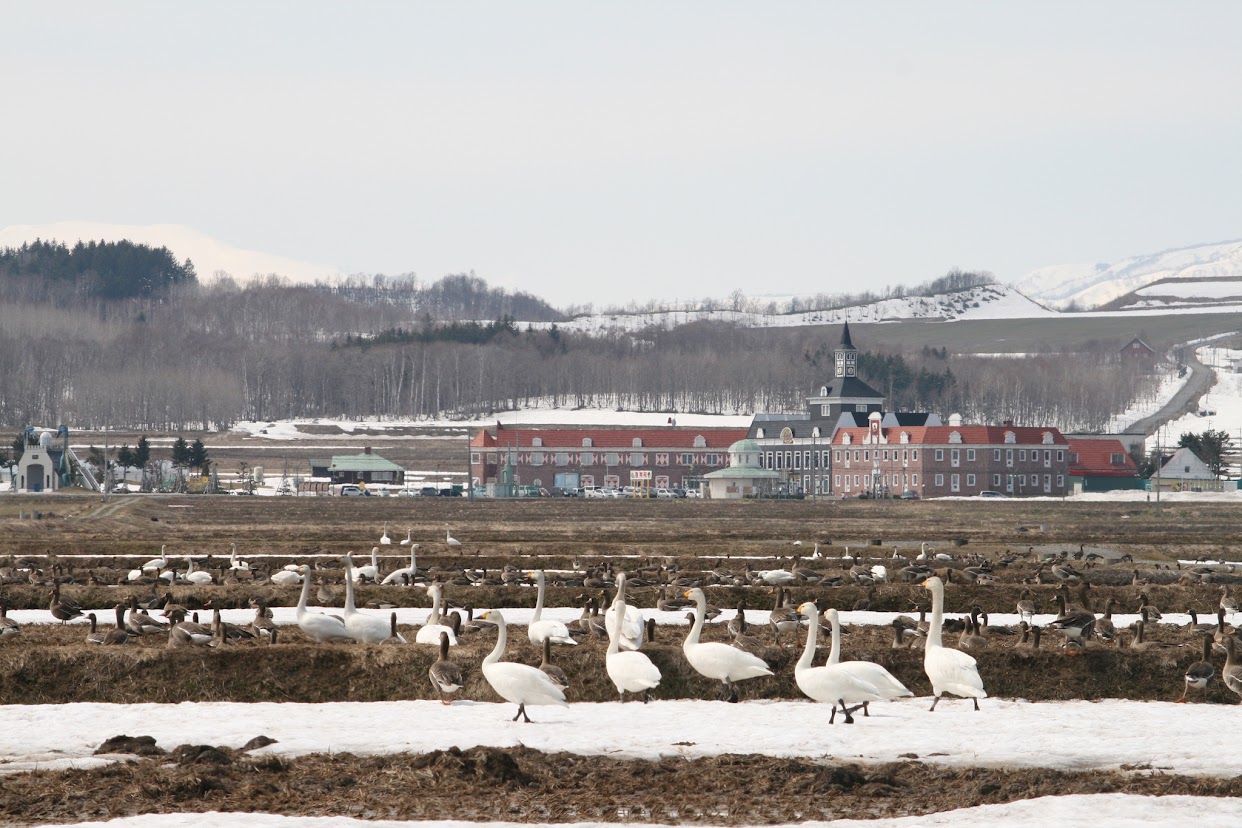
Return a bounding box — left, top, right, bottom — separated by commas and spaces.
311, 447, 405, 486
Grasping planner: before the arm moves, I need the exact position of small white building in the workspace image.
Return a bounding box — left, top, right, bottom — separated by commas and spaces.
1155, 447, 1223, 492
16, 428, 67, 493
702, 439, 781, 499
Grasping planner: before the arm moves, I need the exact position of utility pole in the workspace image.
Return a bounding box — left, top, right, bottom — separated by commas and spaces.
1154, 429, 1162, 514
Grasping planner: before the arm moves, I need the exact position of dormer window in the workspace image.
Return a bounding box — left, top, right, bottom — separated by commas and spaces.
1004, 432, 1016, 444
948, 431, 962, 444
899, 432, 909, 444
582, 437, 592, 448
693, 435, 707, 448
811, 427, 821, 438
842, 433, 852, 445
1042, 432, 1054, 445
756, 428, 765, 439
531, 437, 543, 447
632, 437, 643, 448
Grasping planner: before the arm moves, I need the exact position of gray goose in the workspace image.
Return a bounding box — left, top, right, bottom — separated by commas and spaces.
1177, 633, 1216, 703
1094, 597, 1118, 645
1048, 592, 1095, 644
49, 585, 83, 624
126, 596, 169, 636
428, 630, 463, 704
538, 637, 570, 690
730, 606, 768, 658
768, 587, 800, 646
0, 602, 19, 637
89, 605, 132, 646
166, 608, 213, 647
1015, 589, 1036, 625
1222, 634, 1242, 702
958, 610, 988, 651
1220, 586, 1239, 622
250, 599, 278, 641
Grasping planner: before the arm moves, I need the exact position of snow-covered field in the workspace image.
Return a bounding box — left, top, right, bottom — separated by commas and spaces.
33, 795, 1242, 828
1135, 280, 1242, 300
1148, 346, 1242, 476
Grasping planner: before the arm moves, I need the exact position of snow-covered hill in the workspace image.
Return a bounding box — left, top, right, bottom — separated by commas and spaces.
1015, 239, 1242, 310
533, 284, 1055, 335
0, 222, 344, 284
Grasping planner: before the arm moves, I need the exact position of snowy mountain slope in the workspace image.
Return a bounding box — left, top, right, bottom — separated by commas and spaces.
1015, 239, 1242, 309
0, 222, 345, 284
531, 284, 1055, 335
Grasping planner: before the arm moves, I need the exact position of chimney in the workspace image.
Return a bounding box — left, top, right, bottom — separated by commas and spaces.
364, 446, 372, 455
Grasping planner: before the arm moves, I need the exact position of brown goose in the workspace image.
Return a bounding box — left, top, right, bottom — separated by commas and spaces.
538, 637, 570, 690
1128, 617, 1181, 652
49, 585, 83, 624
0, 602, 20, 637
250, 599, 277, 641
958, 610, 988, 651
1177, 632, 1217, 703
768, 587, 800, 647
428, 631, 463, 704
126, 596, 168, 636
1094, 597, 1118, 645
1138, 592, 1162, 623
1015, 589, 1036, 625
730, 607, 768, 658
1221, 586, 1239, 622
166, 608, 213, 647
84, 613, 106, 644
1222, 634, 1242, 702
91, 605, 132, 646
1048, 593, 1095, 644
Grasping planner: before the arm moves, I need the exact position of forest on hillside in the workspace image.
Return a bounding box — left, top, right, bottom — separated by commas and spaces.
0, 242, 1168, 432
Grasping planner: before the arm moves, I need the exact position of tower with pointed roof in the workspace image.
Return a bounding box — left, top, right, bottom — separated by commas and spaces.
806, 322, 884, 420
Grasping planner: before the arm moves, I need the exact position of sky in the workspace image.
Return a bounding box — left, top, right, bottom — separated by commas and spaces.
4, 2, 1242, 307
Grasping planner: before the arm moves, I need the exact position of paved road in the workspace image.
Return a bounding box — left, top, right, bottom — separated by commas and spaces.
1127, 333, 1235, 438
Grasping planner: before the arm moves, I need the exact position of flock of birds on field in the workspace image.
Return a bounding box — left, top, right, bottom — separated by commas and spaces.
3, 527, 1242, 723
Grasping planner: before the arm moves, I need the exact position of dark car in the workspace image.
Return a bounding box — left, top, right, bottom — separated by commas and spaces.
899, 490, 920, 500
419, 486, 440, 497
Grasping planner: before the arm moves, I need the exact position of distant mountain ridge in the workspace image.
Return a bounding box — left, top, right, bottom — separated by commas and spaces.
1015, 239, 1242, 310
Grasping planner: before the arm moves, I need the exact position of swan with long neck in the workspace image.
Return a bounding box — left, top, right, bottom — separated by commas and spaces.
682, 587, 772, 702
350, 547, 380, 583
794, 602, 882, 723
341, 555, 394, 643
379, 522, 391, 545
228, 544, 249, 571
527, 570, 577, 646
415, 583, 458, 645
606, 573, 661, 702
477, 609, 567, 722
183, 556, 213, 585
605, 577, 644, 651
382, 544, 420, 585
921, 576, 986, 711
823, 608, 912, 713
295, 564, 351, 643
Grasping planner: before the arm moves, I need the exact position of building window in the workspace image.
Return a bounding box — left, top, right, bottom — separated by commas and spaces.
677, 453, 693, 465
950, 449, 959, 467
655, 475, 670, 488
531, 437, 543, 447
935, 474, 944, 487
1006, 449, 1013, 466
1044, 474, 1052, 492
756, 428, 765, 439
911, 473, 918, 485
530, 452, 545, 466
805, 451, 811, 468
949, 431, 962, 444
834, 474, 841, 488
555, 452, 570, 466
581, 475, 594, 488
775, 454, 784, 470
911, 449, 918, 461
471, 452, 480, 464
793, 453, 802, 470
582, 437, 593, 448
853, 450, 860, 461
605, 452, 621, 465
532, 478, 543, 488
855, 404, 868, 412
580, 452, 595, 466
821, 405, 829, 416
632, 438, 643, 448
1044, 450, 1052, 467
821, 450, 829, 468
1110, 453, 1125, 465
706, 453, 720, 466
967, 473, 976, 487
993, 448, 1001, 461
629, 452, 644, 466
966, 449, 976, 462
1057, 450, 1064, 462
1057, 475, 1064, 488
655, 453, 669, 466
853, 474, 860, 486
951, 474, 960, 492
766, 451, 774, 468
1019, 450, 1026, 462
1019, 474, 1026, 486
993, 473, 1001, 486
693, 435, 707, 448
882, 450, 889, 461
604, 474, 620, 489
935, 449, 944, 461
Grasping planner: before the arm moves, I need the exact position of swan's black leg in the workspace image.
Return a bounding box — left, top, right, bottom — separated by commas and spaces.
929, 694, 941, 712
514, 703, 531, 723
838, 699, 855, 724
862, 701, 870, 717
642, 689, 652, 704
727, 683, 739, 703
829, 704, 837, 724
972, 697, 980, 711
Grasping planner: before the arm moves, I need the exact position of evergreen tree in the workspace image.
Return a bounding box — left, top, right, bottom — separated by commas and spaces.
11, 434, 24, 463
1178, 429, 1232, 477
189, 439, 209, 474
134, 436, 151, 468
171, 437, 190, 468
116, 444, 136, 469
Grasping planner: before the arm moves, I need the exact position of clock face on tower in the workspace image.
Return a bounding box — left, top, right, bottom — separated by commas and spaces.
836, 366, 844, 376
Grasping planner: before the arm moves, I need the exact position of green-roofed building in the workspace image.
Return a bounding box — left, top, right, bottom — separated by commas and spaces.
313, 447, 405, 486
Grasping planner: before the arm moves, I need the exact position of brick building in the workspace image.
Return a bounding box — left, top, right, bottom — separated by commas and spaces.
470, 425, 748, 494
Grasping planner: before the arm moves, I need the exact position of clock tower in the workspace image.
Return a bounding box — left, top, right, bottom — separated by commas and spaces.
834, 320, 857, 378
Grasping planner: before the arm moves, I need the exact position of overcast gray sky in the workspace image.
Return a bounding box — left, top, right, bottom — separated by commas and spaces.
4, 2, 1241, 306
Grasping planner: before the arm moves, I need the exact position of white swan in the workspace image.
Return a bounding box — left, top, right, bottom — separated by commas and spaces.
794, 602, 882, 724
399, 528, 413, 546
382, 544, 420, 585
295, 564, 351, 643
415, 583, 458, 645
527, 570, 577, 646
682, 587, 773, 702
822, 607, 912, 713
270, 567, 303, 586
445, 527, 462, 548
141, 546, 169, 572
183, 556, 214, 585
350, 547, 380, 582
606, 573, 661, 702
478, 609, 568, 722
341, 555, 394, 644
228, 543, 250, 571
605, 580, 644, 652
379, 523, 391, 545
922, 576, 987, 711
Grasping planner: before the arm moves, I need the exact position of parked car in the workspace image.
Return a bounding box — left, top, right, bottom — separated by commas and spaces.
419, 486, 440, 497
654, 487, 676, 499
683, 488, 703, 499
978, 490, 1008, 498
899, 490, 920, 500
339, 484, 366, 496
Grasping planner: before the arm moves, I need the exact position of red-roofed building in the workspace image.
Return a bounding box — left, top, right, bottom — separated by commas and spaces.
1067, 438, 1140, 491
827, 412, 1071, 498
470, 424, 748, 495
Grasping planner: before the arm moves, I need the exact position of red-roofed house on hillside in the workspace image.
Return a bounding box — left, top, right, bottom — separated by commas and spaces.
1067, 438, 1141, 492
828, 412, 1071, 498
471, 424, 749, 495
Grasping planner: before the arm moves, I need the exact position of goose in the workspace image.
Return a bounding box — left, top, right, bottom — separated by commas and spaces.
141, 546, 169, 572
350, 548, 381, 583
527, 570, 578, 646
921, 576, 986, 711
415, 583, 458, 645
794, 602, 883, 724
1221, 586, 1239, 622
0, 603, 20, 637
604, 581, 644, 652
768, 587, 801, 647
1177, 633, 1217, 703
126, 596, 168, 636
166, 608, 214, 647
1128, 617, 1182, 652
379, 523, 392, 546
384, 613, 407, 644
48, 584, 83, 624
539, 637, 570, 690
727, 602, 749, 638
578, 597, 607, 638
399, 528, 413, 546
270, 567, 303, 586
84, 612, 106, 644
250, 599, 277, 641
228, 544, 250, 571
1048, 593, 1096, 643
605, 572, 661, 703
1015, 589, 1036, 625
1138, 592, 1163, 623
1094, 597, 1118, 645
476, 610, 567, 722
445, 527, 462, 548
958, 610, 989, 651
316, 580, 338, 604
341, 554, 394, 644
682, 587, 773, 702
1222, 634, 1242, 702
90, 605, 132, 646
183, 556, 214, 586
294, 564, 351, 643
428, 631, 463, 704
823, 608, 913, 713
